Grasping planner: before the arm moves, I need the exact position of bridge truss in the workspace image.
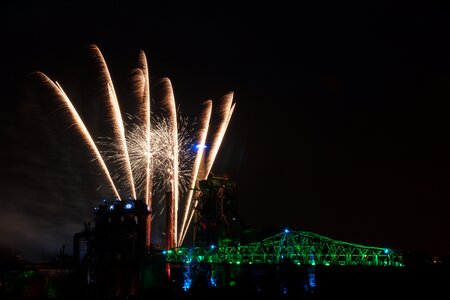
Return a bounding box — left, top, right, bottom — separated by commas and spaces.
165, 230, 404, 267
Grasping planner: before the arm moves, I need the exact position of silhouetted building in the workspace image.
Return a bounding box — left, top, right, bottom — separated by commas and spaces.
73, 198, 149, 297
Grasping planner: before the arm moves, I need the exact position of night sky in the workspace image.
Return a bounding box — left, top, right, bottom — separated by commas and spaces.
2, 1, 450, 262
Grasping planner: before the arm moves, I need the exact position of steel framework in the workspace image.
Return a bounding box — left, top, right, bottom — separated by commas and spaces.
165, 230, 404, 267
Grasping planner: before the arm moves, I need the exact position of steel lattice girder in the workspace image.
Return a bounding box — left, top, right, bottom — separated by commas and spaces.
165, 231, 404, 267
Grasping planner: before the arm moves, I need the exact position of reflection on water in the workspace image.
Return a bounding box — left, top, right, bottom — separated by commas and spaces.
1, 262, 449, 299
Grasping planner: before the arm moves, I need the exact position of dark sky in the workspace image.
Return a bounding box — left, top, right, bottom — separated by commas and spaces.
2, 1, 450, 262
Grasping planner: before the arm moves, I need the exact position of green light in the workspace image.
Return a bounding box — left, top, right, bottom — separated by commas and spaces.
22, 270, 34, 279
46, 283, 57, 299
165, 230, 405, 267
236, 261, 241, 265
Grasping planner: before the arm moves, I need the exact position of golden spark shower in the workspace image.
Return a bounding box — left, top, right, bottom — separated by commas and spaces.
36, 44, 235, 248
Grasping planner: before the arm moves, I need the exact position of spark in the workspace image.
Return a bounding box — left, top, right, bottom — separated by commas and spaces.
35, 72, 120, 199
179, 100, 212, 245
89, 45, 137, 200
179, 95, 235, 245
38, 45, 235, 250
97, 115, 194, 203
135, 50, 152, 208
130, 63, 153, 247
150, 114, 195, 198
180, 199, 199, 245
99, 114, 195, 226
158, 78, 180, 247
204, 92, 235, 179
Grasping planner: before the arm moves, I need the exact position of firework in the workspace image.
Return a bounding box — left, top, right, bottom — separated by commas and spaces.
35, 72, 121, 199
205, 92, 235, 178
38, 44, 235, 248
98, 115, 194, 199
158, 78, 180, 246
89, 45, 137, 200
179, 100, 212, 245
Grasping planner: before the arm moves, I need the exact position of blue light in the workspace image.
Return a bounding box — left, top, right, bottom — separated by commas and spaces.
210, 245, 216, 249
195, 144, 207, 149
284, 228, 289, 233
125, 203, 133, 209
162, 250, 167, 255
209, 276, 217, 288
308, 273, 316, 288
183, 267, 193, 291
109, 205, 114, 210
183, 278, 192, 291
384, 249, 389, 254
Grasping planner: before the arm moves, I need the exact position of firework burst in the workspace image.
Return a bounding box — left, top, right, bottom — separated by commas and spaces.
38, 44, 235, 248
100, 114, 195, 204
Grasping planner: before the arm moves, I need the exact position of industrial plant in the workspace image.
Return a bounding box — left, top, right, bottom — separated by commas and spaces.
66, 173, 406, 299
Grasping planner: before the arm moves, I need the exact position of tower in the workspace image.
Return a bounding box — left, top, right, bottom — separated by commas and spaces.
193, 174, 243, 246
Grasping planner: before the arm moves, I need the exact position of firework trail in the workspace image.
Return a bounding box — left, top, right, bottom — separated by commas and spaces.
38, 45, 236, 250
35, 72, 121, 199
133, 50, 153, 246
156, 78, 180, 246
179, 100, 212, 245
204, 92, 235, 179
178, 95, 235, 245
180, 199, 198, 246
116, 123, 151, 196
136, 50, 152, 208
89, 45, 137, 200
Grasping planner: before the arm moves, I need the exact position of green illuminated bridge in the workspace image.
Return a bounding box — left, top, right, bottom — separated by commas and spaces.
165, 230, 404, 267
